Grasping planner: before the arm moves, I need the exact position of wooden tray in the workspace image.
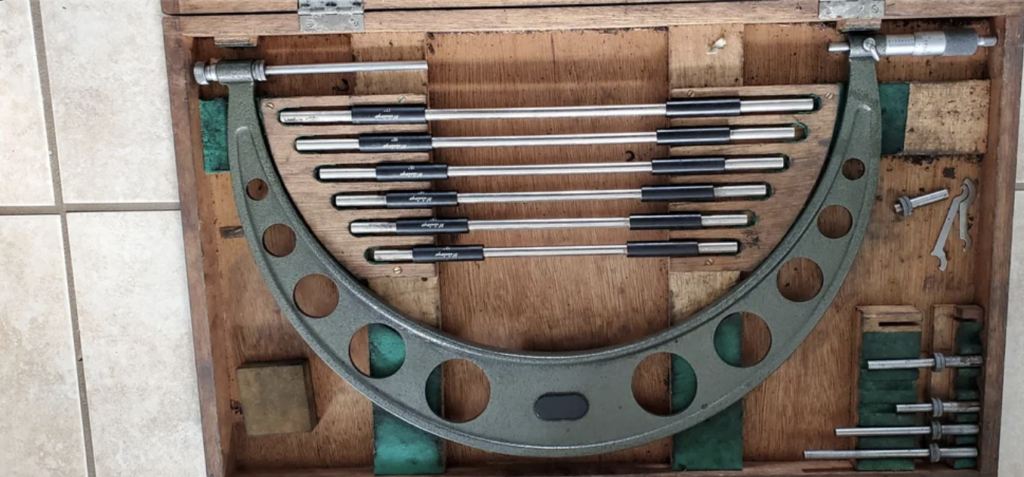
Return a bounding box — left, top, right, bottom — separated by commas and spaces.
162, 3, 1022, 476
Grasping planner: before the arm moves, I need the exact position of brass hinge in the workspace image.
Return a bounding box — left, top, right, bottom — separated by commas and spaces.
298, 0, 364, 32
819, 0, 884, 20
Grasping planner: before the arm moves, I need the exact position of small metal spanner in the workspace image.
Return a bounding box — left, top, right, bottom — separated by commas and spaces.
931, 178, 976, 271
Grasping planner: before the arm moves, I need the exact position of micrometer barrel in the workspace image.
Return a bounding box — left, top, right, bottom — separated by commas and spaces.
193, 59, 427, 85
828, 29, 997, 57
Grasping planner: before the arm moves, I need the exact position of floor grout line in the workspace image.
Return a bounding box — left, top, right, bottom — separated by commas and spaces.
0, 202, 182, 216
29, 1, 96, 476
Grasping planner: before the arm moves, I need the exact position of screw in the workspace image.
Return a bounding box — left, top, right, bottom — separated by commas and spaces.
393, 266, 402, 275
266, 102, 275, 110
894, 189, 949, 217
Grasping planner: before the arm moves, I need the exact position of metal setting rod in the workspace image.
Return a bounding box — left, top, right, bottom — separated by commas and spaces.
867, 353, 983, 371
349, 213, 752, 235
334, 184, 769, 209
804, 447, 978, 461
278, 97, 815, 124
896, 400, 981, 416
371, 240, 741, 263
317, 155, 787, 182
894, 189, 949, 216
294, 126, 798, 152
834, 423, 978, 438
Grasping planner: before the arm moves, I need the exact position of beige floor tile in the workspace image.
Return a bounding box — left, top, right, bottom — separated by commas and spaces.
41, 0, 177, 204
0, 216, 86, 477
68, 212, 204, 477
0, 0, 54, 206
1001, 190, 1024, 475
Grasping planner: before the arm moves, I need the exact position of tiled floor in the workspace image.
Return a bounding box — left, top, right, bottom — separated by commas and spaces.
0, 1, 1022, 476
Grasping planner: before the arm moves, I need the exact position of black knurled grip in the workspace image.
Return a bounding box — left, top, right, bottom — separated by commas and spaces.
650, 157, 726, 175
385, 191, 458, 208
376, 163, 449, 181
350, 105, 428, 124
628, 213, 703, 230
412, 245, 485, 263
640, 185, 716, 202
395, 218, 470, 235
665, 98, 742, 118
625, 241, 701, 258
359, 134, 433, 153
655, 127, 731, 146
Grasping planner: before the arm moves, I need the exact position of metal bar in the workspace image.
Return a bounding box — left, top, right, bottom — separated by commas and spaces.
278, 98, 815, 124
896, 401, 981, 415
458, 189, 641, 204
834, 424, 978, 437
349, 213, 752, 235
431, 132, 657, 148
867, 353, 984, 371
804, 448, 977, 461
372, 241, 740, 262
448, 162, 652, 177
264, 61, 428, 75
485, 245, 627, 258
294, 127, 797, 152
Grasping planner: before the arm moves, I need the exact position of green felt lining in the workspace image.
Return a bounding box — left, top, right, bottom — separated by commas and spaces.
370, 325, 444, 475
857, 330, 922, 472
879, 83, 909, 155
200, 98, 229, 173
672, 313, 742, 471
950, 321, 983, 469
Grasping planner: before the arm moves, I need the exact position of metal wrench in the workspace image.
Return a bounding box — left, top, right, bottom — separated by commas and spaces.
959, 179, 977, 250
931, 179, 970, 271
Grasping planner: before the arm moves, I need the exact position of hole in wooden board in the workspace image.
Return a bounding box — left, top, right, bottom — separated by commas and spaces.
842, 159, 865, 180
437, 359, 489, 423
293, 274, 339, 318
247, 178, 269, 200
715, 312, 772, 368
349, 324, 405, 378
817, 205, 853, 239
263, 224, 297, 257
633, 353, 694, 416
777, 258, 823, 303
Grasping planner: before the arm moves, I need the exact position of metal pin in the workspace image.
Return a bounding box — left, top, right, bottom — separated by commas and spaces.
867, 353, 983, 371
278, 97, 815, 124
894, 189, 949, 217
805, 445, 977, 463
835, 422, 978, 439
349, 213, 752, 236
896, 398, 981, 417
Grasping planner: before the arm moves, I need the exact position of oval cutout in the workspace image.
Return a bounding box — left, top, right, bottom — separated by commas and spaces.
534, 393, 590, 421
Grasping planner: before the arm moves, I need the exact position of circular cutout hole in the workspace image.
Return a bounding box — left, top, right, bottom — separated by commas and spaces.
246, 178, 269, 200
348, 324, 405, 378
293, 274, 339, 318
817, 205, 853, 239
633, 353, 695, 416
841, 159, 865, 180
714, 312, 772, 368
263, 224, 297, 257
777, 258, 824, 303
431, 359, 489, 423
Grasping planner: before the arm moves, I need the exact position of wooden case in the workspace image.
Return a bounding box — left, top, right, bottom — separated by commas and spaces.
162, 1, 1022, 476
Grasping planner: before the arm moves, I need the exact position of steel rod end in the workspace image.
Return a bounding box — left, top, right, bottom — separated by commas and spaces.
372, 249, 414, 263
193, 61, 213, 85
979, 36, 998, 47
828, 42, 851, 53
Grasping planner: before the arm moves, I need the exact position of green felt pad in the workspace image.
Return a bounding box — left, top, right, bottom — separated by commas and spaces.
672, 313, 742, 471
949, 321, 983, 470
370, 325, 443, 475
200, 98, 229, 173
879, 83, 909, 155
858, 330, 922, 472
